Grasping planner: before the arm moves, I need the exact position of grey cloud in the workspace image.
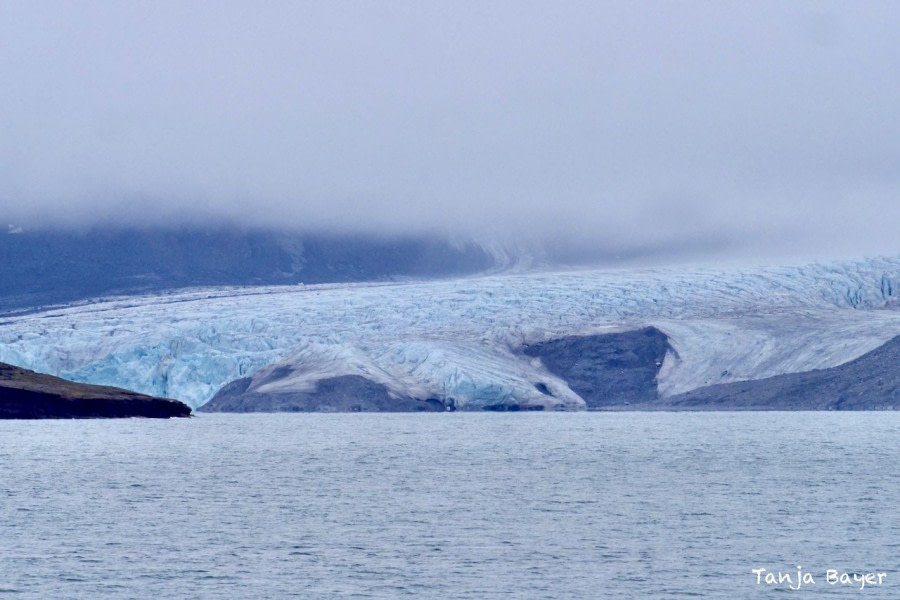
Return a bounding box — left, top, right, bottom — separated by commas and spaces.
1, 1, 899, 264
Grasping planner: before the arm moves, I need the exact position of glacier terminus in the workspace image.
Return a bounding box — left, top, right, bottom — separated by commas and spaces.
1, 256, 899, 410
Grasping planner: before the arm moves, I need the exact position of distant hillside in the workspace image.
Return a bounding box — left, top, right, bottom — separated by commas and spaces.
660, 335, 900, 410
0, 361, 191, 419
201, 329, 900, 412
0, 227, 494, 312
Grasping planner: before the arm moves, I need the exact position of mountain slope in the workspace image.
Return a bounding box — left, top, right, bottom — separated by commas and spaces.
661, 335, 900, 410
200, 374, 447, 413
523, 328, 670, 408
0, 227, 493, 312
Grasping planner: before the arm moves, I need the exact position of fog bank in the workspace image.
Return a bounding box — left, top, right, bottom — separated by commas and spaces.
2, 1, 899, 265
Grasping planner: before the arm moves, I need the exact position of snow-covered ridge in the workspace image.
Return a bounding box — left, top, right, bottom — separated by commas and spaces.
0, 256, 898, 408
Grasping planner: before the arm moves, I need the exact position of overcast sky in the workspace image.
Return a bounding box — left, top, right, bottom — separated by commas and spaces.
1, 1, 899, 264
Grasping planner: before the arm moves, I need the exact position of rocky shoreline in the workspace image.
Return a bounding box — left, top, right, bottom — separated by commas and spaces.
0, 362, 192, 419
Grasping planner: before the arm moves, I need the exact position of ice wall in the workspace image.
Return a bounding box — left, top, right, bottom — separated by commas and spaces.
0, 256, 898, 408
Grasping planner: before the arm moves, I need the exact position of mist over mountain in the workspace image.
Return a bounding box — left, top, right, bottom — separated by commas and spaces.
0, 226, 502, 312
2, 2, 900, 266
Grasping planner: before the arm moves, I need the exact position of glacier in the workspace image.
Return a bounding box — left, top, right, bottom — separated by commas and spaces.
1, 256, 899, 409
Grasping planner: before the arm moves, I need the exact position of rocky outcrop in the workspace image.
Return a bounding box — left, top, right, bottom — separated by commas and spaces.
660, 335, 900, 410
0, 362, 191, 419
523, 327, 670, 408
200, 328, 672, 412
200, 374, 446, 412
528, 328, 900, 411
199, 328, 900, 412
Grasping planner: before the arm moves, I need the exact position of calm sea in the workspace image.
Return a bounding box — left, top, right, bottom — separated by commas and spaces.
1, 413, 898, 599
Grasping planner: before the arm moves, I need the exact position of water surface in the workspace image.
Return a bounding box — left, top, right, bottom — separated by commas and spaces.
1, 413, 897, 598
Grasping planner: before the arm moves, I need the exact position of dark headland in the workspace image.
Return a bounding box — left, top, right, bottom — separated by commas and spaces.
0, 361, 191, 419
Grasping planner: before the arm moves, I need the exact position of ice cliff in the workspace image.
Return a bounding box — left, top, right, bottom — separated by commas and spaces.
1, 256, 899, 409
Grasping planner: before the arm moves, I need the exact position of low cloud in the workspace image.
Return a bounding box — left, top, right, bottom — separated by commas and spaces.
2, 1, 899, 265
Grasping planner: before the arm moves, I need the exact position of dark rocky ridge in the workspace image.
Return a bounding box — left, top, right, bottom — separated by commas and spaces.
199, 328, 900, 412
524, 327, 671, 408
201, 328, 672, 412
200, 371, 555, 413
0, 227, 494, 313
0, 362, 192, 419
659, 335, 900, 410
200, 375, 444, 413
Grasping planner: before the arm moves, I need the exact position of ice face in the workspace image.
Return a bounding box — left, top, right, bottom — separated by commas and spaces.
0, 257, 898, 408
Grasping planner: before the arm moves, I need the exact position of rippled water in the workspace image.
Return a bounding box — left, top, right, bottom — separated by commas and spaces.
1, 413, 898, 598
